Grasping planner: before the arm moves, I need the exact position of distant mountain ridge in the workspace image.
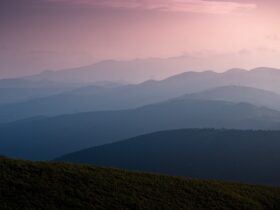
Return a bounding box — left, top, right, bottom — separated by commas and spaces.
26, 60, 280, 92
0, 78, 78, 105
180, 85, 280, 111
1, 98, 280, 160
27, 58, 193, 83
2, 67, 280, 122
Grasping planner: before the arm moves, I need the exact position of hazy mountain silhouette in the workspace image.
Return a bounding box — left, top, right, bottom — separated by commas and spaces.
2, 68, 280, 122
57, 129, 280, 186
0, 78, 77, 105
181, 85, 280, 111
27, 58, 280, 91
1, 98, 280, 160
27, 58, 196, 83
147, 67, 280, 94
0, 78, 72, 88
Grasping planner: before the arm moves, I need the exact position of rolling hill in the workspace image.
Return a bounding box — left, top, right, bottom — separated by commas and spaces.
1, 98, 280, 160
182, 85, 280, 111
27, 58, 194, 83
2, 68, 280, 123
29, 65, 280, 94
26, 56, 280, 90
1, 156, 280, 210
57, 129, 280, 186
0, 78, 77, 105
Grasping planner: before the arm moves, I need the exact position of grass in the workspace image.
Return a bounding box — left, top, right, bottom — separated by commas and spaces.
1, 156, 280, 210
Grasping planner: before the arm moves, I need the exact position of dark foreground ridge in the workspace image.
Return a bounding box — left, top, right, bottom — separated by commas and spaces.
1, 157, 280, 210
57, 129, 280, 186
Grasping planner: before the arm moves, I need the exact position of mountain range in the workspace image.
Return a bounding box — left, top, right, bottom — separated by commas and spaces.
0, 78, 78, 105
1, 66, 280, 175
26, 57, 194, 83
1, 97, 280, 160
2, 67, 280, 123
23, 56, 280, 89
183, 85, 280, 111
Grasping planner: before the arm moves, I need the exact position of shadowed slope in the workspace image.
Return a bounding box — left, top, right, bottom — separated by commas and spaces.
1, 99, 280, 160
58, 129, 280, 186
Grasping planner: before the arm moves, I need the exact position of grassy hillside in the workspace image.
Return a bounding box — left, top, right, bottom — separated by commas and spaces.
1, 157, 280, 210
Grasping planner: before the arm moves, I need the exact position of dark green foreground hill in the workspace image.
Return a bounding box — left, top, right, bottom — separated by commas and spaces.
1, 157, 280, 210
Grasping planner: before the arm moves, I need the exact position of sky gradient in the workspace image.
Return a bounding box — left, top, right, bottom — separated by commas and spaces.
1, 0, 280, 78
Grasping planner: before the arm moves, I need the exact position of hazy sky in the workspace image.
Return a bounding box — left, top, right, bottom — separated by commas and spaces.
1, 0, 280, 78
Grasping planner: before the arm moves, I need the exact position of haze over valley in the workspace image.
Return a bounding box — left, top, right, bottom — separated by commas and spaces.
2, 0, 280, 209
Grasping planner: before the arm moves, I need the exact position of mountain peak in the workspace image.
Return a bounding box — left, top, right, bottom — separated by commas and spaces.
250, 67, 280, 73
225, 68, 247, 74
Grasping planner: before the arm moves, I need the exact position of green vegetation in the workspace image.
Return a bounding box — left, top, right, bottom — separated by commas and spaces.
1, 157, 280, 209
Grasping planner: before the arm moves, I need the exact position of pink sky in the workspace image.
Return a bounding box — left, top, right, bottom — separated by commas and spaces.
1, 0, 280, 77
